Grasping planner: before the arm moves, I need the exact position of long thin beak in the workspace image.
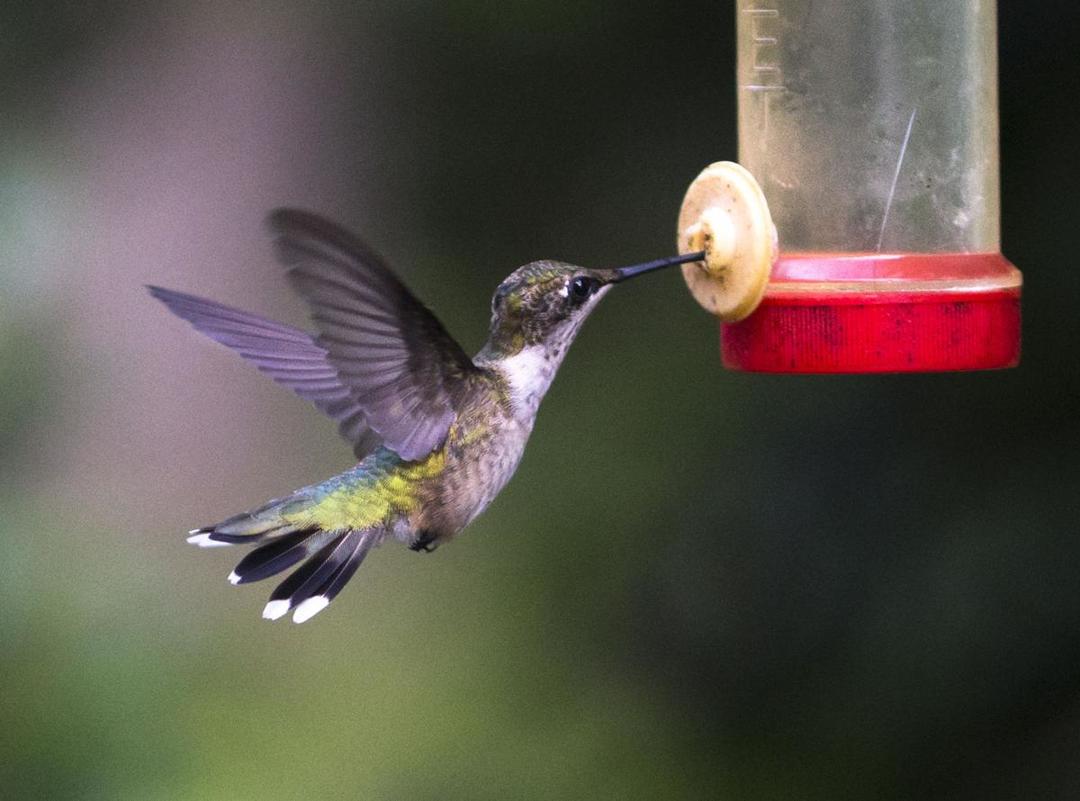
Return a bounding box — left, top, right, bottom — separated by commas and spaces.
610, 250, 705, 283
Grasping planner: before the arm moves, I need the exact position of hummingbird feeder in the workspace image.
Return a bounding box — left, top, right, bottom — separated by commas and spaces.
677, 0, 1021, 373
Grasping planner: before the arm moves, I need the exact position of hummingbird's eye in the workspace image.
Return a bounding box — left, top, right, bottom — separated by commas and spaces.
569, 275, 596, 303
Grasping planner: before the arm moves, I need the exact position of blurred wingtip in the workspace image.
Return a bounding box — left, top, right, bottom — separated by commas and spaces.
266, 207, 321, 236
147, 285, 196, 310
265, 208, 381, 271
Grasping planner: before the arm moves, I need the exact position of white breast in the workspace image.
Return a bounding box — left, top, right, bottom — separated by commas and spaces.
496, 344, 559, 420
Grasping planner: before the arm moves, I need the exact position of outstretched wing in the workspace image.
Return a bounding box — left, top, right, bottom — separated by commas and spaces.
269, 209, 478, 462
148, 286, 381, 458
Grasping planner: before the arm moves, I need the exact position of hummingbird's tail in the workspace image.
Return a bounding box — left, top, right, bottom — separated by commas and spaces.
187, 494, 381, 623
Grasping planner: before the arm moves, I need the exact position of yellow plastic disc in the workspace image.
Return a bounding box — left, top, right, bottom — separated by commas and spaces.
677, 161, 778, 322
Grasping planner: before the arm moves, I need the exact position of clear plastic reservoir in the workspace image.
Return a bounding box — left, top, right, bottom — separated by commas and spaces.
737, 0, 1000, 253
719, 0, 1020, 373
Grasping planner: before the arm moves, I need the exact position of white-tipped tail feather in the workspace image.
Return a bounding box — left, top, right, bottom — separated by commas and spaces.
187, 532, 232, 548
262, 600, 290, 621
292, 596, 330, 623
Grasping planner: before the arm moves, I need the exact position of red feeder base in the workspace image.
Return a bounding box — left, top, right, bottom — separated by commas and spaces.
719, 253, 1022, 373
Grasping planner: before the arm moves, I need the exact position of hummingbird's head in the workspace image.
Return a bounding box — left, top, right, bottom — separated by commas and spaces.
482, 260, 614, 359
481, 250, 705, 359
477, 251, 703, 414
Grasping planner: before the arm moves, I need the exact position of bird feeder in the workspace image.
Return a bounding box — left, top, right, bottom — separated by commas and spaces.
678, 0, 1021, 373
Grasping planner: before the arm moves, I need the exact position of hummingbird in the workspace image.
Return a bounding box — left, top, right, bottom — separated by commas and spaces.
150, 209, 703, 623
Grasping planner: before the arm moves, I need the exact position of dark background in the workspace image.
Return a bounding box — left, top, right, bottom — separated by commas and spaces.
1, 2, 1078, 799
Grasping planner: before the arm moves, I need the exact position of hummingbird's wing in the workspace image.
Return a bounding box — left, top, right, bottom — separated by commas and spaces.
269, 209, 478, 462
148, 286, 382, 458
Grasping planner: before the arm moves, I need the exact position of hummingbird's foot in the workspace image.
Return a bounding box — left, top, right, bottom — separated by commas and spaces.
410, 531, 439, 553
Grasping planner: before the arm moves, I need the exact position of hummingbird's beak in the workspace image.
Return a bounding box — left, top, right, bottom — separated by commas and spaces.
608, 250, 706, 283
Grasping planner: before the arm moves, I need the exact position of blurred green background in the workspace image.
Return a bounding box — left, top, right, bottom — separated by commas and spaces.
2, 2, 1079, 799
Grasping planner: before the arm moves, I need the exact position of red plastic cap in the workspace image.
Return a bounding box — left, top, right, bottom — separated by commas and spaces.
719, 253, 1022, 373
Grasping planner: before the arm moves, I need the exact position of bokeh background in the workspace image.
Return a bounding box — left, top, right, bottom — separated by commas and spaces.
2, 2, 1079, 799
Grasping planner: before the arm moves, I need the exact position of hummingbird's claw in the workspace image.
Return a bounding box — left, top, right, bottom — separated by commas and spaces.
410, 531, 439, 553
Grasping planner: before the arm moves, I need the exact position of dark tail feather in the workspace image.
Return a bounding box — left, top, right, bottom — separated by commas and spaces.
227, 527, 332, 585
261, 529, 379, 623
315, 532, 376, 605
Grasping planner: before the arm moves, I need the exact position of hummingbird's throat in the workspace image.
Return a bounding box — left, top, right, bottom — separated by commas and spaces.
494, 303, 592, 419
497, 344, 562, 419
